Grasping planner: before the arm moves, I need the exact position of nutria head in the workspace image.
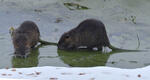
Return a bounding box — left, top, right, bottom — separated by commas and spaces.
13, 34, 30, 57
58, 32, 77, 50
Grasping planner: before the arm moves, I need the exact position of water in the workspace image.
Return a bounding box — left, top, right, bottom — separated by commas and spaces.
0, 0, 150, 69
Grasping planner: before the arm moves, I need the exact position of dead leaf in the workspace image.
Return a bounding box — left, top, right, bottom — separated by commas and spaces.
18, 72, 22, 74
5, 67, 9, 69
138, 74, 141, 78
50, 77, 58, 80
56, 68, 61, 69
8, 74, 12, 76
26, 73, 34, 76
90, 78, 95, 80
125, 75, 129, 77
11, 68, 16, 72
79, 73, 86, 75
61, 72, 72, 75
35, 72, 41, 75
1, 74, 7, 76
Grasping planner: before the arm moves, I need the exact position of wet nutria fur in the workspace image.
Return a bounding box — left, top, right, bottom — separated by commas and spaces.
58, 19, 142, 52
58, 19, 110, 50
11, 21, 40, 57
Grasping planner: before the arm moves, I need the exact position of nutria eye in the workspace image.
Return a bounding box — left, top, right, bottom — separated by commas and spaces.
65, 35, 69, 39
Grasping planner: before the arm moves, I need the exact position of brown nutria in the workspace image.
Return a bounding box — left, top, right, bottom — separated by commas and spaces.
10, 21, 57, 57
10, 21, 40, 57
58, 19, 141, 52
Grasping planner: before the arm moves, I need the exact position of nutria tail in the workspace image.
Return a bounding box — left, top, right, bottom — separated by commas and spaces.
39, 39, 57, 45
108, 34, 147, 52
108, 44, 146, 52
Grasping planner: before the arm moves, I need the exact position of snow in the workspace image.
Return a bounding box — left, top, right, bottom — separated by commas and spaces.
0, 66, 149, 80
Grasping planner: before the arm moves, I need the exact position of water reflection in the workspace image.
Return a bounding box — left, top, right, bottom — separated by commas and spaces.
57, 49, 121, 67
11, 44, 43, 68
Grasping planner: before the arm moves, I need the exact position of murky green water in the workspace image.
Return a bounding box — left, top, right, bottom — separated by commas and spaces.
0, 0, 150, 69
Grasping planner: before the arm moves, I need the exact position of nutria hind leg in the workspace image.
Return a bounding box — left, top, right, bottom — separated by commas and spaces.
97, 45, 103, 51
31, 41, 38, 48
31, 45, 35, 48
31, 43, 37, 48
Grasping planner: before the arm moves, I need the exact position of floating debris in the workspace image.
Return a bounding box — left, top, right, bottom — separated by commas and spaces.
55, 18, 63, 23
124, 15, 136, 24
34, 9, 42, 13
64, 2, 89, 10
130, 16, 136, 24
129, 61, 138, 63
111, 61, 116, 64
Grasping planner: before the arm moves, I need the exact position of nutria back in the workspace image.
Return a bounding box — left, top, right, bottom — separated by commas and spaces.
12, 21, 40, 57
58, 19, 110, 50
17, 21, 40, 34
75, 19, 110, 46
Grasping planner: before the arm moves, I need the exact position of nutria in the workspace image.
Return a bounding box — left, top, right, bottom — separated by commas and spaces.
10, 21, 56, 57
58, 19, 141, 52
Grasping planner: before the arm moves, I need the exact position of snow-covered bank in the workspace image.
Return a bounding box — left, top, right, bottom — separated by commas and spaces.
0, 66, 149, 80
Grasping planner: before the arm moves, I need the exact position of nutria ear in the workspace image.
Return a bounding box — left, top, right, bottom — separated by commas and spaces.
9, 27, 15, 37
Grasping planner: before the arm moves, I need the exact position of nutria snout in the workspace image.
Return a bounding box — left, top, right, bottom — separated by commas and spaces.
13, 35, 30, 56
58, 33, 75, 50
